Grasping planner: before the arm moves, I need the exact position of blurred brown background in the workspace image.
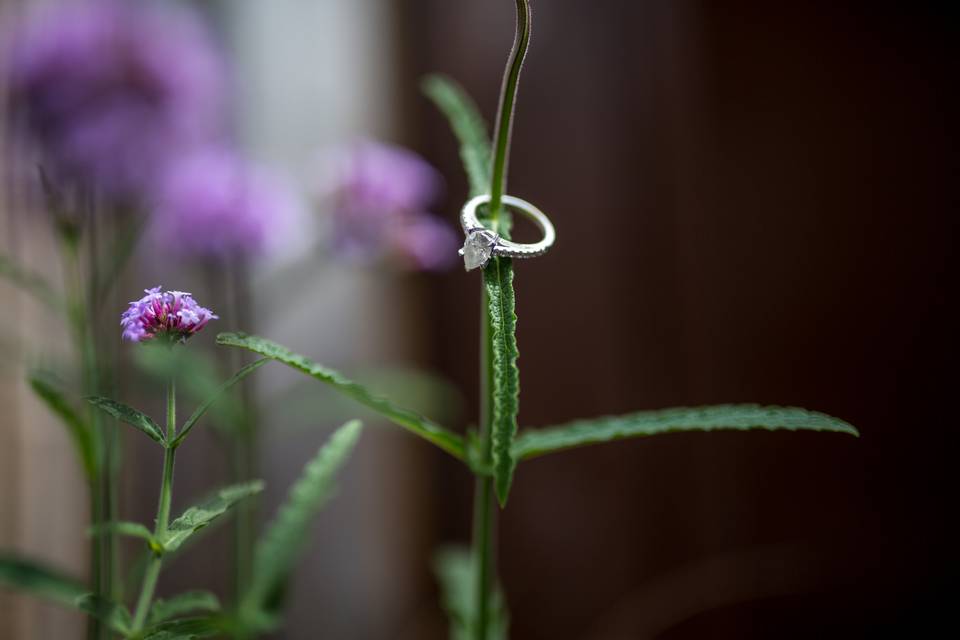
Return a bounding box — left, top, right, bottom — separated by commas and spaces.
2, 1, 956, 638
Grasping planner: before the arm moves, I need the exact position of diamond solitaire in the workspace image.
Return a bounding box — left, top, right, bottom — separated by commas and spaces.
458, 194, 556, 272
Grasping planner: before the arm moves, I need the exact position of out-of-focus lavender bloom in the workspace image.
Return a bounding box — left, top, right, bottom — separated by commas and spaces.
317, 141, 457, 271
7, 1, 226, 198
389, 216, 459, 271
150, 146, 297, 260
121, 286, 217, 343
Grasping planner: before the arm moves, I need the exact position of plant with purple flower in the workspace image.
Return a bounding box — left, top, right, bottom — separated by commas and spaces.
318, 140, 458, 271
7, 0, 227, 199
120, 286, 218, 344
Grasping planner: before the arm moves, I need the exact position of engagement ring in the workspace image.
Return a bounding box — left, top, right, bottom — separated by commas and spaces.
458, 194, 556, 271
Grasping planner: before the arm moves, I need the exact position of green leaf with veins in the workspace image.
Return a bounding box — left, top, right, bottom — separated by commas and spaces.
148, 591, 220, 626
512, 404, 859, 460
242, 421, 363, 619
29, 370, 96, 480
216, 332, 466, 461
85, 396, 165, 445
422, 75, 492, 199
434, 546, 508, 640
162, 481, 264, 553
484, 256, 519, 507
0, 555, 86, 608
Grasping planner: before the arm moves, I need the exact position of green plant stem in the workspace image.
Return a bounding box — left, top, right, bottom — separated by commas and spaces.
488, 0, 532, 224
131, 378, 177, 632
61, 235, 107, 640
469, 3, 531, 637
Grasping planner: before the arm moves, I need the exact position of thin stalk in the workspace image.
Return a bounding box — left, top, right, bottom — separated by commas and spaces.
470, 3, 532, 638
131, 378, 177, 632
62, 235, 105, 640
488, 0, 532, 225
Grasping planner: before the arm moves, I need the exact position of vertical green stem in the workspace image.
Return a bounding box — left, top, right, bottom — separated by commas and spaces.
470, 3, 531, 639
131, 378, 177, 632
488, 0, 532, 224
62, 235, 106, 640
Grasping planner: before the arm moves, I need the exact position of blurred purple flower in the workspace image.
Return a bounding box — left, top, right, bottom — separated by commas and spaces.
7, 1, 227, 198
150, 146, 297, 260
121, 286, 217, 343
318, 141, 456, 271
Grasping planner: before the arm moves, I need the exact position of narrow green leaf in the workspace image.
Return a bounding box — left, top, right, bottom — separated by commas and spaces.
75, 593, 133, 635
0, 253, 65, 314
142, 616, 224, 639
243, 421, 363, 615
422, 74, 492, 198
513, 404, 860, 460
28, 371, 96, 480
85, 396, 165, 445
433, 546, 508, 640
484, 257, 520, 507
216, 333, 466, 461
162, 481, 264, 553
0, 555, 86, 607
148, 591, 220, 626
88, 521, 158, 549
171, 358, 269, 449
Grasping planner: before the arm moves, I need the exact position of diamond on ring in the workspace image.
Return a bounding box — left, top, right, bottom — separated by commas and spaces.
458, 194, 556, 272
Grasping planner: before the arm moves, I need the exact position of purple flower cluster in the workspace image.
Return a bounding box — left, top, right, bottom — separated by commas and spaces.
120, 287, 217, 343
150, 147, 297, 259
7, 1, 226, 198
321, 141, 457, 271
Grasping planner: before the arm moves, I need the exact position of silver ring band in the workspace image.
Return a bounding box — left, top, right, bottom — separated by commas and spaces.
458, 194, 556, 271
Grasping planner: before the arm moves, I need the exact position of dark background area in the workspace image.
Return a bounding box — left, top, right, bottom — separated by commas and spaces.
397, 1, 956, 637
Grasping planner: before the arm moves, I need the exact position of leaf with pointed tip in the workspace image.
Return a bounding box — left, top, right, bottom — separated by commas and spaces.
484, 256, 520, 507
217, 333, 466, 461
28, 371, 96, 480
242, 421, 363, 616
142, 616, 224, 639
88, 521, 158, 549
148, 591, 220, 626
85, 396, 165, 445
433, 546, 508, 640
513, 404, 860, 460
422, 75, 492, 199
162, 481, 264, 553
0, 555, 86, 608
75, 593, 132, 635
171, 358, 269, 448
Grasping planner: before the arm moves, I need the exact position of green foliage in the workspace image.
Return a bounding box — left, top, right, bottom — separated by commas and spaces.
162, 481, 264, 553
422, 75, 492, 198
0, 554, 87, 608
75, 592, 133, 636
86, 396, 165, 445
513, 404, 860, 460
240, 421, 362, 625
170, 358, 269, 449
28, 370, 96, 480
216, 332, 467, 461
0, 253, 65, 314
434, 546, 508, 640
142, 616, 224, 639
147, 591, 220, 626
484, 258, 520, 507
88, 521, 158, 550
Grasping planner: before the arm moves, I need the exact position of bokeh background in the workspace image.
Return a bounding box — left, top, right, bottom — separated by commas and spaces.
1, 1, 955, 638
